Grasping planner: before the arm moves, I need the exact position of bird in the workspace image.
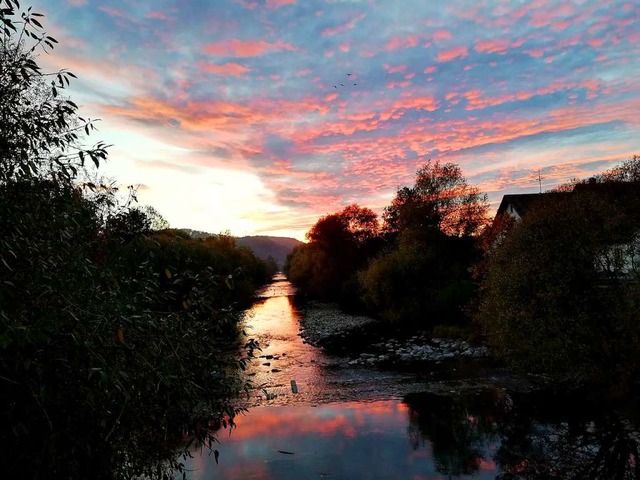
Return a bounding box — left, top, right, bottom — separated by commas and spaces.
333, 85, 337, 88
340, 83, 344, 86
347, 73, 352, 76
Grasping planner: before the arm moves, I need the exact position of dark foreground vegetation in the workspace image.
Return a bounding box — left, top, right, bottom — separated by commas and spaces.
0, 2, 275, 478
286, 155, 640, 389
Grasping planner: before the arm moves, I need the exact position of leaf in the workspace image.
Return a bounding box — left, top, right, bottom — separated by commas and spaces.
117, 328, 125, 344
165, 268, 172, 279
214, 449, 219, 465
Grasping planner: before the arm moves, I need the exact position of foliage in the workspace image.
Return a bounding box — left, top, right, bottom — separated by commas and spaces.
355, 160, 487, 326
0, 178, 268, 479
476, 174, 640, 383
383, 160, 489, 237
0, 0, 108, 182
141, 204, 171, 230
286, 204, 382, 306
286, 162, 487, 326
359, 230, 478, 327
0, 3, 271, 478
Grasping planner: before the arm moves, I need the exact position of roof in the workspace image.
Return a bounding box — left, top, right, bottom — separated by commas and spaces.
496, 192, 568, 218
496, 181, 640, 220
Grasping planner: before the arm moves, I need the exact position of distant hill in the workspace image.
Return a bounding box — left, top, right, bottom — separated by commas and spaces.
237, 236, 303, 269
175, 229, 303, 269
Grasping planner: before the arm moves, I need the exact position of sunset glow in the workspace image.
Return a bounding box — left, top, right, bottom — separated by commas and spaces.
38, 0, 640, 239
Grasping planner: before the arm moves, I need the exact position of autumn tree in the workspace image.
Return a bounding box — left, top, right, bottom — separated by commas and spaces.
384, 160, 489, 237
286, 204, 381, 306
360, 160, 487, 327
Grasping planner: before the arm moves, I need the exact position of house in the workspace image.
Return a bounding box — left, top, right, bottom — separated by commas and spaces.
495, 180, 640, 281
496, 192, 569, 221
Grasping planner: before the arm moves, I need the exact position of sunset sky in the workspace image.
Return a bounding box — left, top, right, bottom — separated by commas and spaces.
36, 0, 640, 240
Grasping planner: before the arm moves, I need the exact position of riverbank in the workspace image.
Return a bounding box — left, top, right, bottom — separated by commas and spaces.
297, 302, 491, 368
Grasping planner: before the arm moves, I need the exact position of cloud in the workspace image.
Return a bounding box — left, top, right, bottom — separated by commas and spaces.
321, 12, 366, 36
204, 39, 297, 57
266, 0, 296, 8
145, 11, 171, 21
432, 30, 452, 40
384, 35, 420, 51
37, 0, 640, 238
437, 46, 468, 62
199, 62, 250, 77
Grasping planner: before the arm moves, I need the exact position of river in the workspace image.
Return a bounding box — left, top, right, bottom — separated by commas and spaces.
179, 274, 640, 479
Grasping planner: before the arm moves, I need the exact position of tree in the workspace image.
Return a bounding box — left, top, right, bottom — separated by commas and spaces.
0, 4, 266, 478
384, 160, 488, 237
0, 0, 108, 182
359, 229, 477, 326
476, 178, 640, 383
287, 204, 382, 306
141, 205, 170, 230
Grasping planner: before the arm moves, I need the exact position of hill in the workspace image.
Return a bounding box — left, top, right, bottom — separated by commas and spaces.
236, 236, 303, 269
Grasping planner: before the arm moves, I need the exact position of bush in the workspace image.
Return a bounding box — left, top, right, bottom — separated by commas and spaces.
477, 187, 640, 384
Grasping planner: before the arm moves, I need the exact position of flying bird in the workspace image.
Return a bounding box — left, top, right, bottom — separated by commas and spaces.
347, 73, 352, 76
340, 83, 344, 86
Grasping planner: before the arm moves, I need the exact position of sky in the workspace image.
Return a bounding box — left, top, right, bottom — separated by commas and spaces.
32, 0, 640, 240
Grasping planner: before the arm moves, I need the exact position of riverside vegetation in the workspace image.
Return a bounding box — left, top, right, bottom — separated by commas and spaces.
0, 2, 276, 478
286, 155, 640, 390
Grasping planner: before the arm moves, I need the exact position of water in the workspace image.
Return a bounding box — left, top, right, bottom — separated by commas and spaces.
180, 275, 640, 479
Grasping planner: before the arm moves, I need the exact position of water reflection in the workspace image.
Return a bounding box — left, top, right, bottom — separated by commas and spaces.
181, 275, 640, 479
404, 389, 640, 480
182, 389, 640, 479
241, 274, 328, 398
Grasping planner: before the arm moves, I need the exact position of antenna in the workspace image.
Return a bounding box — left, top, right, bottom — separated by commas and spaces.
538, 169, 542, 193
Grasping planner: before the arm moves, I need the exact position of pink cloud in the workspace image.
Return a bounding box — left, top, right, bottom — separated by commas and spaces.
98, 5, 129, 20
433, 30, 452, 40
145, 11, 171, 21
386, 81, 411, 89
384, 35, 420, 51
528, 3, 576, 28
460, 79, 602, 111
200, 62, 250, 77
204, 39, 296, 57
551, 20, 571, 31
383, 64, 408, 74
437, 46, 468, 62
236, 0, 259, 8
266, 0, 296, 8
475, 38, 523, 55
321, 12, 366, 36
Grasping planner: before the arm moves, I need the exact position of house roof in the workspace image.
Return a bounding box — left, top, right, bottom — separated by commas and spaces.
496, 181, 640, 220
496, 192, 568, 218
